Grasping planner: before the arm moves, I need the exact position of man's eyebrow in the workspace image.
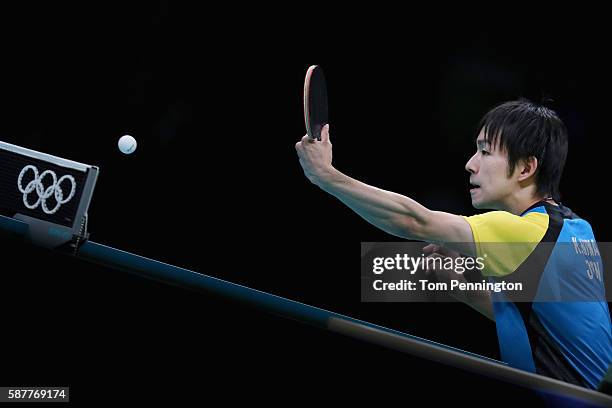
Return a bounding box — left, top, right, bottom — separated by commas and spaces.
476, 140, 488, 148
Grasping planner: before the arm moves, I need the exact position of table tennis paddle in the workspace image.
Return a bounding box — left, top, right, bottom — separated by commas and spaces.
303, 65, 329, 141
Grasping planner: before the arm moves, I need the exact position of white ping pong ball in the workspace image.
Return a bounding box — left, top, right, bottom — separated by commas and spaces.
118, 135, 137, 154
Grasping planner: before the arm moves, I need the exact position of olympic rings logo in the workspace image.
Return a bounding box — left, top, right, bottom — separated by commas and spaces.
17, 165, 76, 215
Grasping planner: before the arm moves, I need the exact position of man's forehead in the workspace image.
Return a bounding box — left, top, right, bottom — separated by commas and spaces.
476, 130, 495, 145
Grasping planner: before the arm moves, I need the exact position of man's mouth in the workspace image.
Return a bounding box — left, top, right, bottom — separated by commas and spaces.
470, 182, 481, 193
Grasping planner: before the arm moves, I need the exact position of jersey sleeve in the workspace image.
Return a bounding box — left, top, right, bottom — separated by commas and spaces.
462, 211, 549, 277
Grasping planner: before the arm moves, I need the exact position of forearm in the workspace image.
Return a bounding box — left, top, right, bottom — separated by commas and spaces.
450, 273, 495, 321
317, 167, 431, 239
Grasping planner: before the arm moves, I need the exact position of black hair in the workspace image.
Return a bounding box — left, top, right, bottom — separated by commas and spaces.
476, 98, 568, 202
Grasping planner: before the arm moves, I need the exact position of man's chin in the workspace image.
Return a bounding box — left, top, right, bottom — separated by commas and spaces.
472, 199, 498, 210
471, 198, 487, 209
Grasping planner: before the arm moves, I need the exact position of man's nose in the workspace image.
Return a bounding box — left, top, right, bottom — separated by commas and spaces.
465, 153, 478, 174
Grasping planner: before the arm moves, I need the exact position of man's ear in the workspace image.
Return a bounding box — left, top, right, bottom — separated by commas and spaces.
517, 156, 538, 182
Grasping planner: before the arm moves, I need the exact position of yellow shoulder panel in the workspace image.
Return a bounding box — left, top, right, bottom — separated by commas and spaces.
462, 211, 549, 277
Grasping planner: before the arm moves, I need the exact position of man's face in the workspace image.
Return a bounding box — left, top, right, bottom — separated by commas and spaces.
465, 130, 515, 210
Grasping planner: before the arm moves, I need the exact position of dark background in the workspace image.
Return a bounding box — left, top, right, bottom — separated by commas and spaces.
0, 4, 609, 405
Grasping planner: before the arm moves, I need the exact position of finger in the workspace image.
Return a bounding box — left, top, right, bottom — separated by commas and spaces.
302, 134, 315, 144
321, 124, 330, 143
424, 253, 443, 273
424, 255, 436, 276
422, 243, 439, 255
436, 245, 460, 258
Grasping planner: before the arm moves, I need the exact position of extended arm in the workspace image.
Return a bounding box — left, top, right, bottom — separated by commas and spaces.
295, 127, 475, 257
296, 127, 493, 319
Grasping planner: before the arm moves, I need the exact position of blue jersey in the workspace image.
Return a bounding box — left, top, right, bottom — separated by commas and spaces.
464, 201, 612, 388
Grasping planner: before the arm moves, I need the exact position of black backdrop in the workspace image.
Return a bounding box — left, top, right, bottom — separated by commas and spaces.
0, 5, 609, 405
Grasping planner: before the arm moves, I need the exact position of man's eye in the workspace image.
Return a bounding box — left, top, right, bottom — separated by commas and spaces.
481, 149, 489, 155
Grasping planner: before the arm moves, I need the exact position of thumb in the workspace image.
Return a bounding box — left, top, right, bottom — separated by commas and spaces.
321, 124, 330, 142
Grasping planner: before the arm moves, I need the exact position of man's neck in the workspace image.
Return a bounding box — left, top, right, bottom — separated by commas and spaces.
502, 195, 557, 216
